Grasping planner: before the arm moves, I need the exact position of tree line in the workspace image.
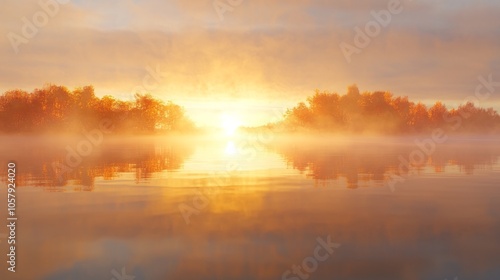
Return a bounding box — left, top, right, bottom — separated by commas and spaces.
0, 85, 196, 134
279, 85, 500, 134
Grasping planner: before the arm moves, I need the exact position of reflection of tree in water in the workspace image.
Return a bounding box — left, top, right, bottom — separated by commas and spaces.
0, 136, 194, 191
275, 139, 500, 189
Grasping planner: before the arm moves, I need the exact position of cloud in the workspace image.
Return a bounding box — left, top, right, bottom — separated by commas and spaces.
0, 0, 499, 120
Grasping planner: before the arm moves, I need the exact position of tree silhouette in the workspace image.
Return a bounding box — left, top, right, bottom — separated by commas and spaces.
428, 102, 447, 128
280, 85, 500, 134
0, 85, 196, 134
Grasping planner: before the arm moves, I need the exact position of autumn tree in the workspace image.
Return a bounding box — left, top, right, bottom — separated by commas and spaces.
281, 86, 500, 134
284, 102, 314, 129
0, 85, 195, 134
0, 90, 31, 132
408, 103, 429, 132
428, 102, 447, 128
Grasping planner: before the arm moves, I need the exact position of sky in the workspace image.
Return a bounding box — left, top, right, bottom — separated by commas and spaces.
1, 0, 499, 127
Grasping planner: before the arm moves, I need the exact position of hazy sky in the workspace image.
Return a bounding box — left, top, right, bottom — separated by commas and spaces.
1, 0, 499, 126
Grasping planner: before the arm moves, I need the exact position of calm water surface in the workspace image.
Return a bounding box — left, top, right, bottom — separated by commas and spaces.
0, 134, 499, 280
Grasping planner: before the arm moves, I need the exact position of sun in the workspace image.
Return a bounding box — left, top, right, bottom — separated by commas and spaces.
220, 113, 241, 136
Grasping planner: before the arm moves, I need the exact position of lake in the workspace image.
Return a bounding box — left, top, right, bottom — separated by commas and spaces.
0, 133, 499, 280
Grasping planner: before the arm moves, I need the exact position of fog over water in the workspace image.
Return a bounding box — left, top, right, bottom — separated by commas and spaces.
0, 133, 499, 279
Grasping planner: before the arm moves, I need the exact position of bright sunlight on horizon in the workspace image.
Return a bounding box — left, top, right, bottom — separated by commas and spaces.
1, 1, 500, 280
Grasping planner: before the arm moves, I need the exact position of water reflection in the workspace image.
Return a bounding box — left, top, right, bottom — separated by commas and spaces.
273, 137, 500, 188
0, 135, 499, 280
0, 135, 194, 191
1, 135, 499, 191
2, 174, 500, 280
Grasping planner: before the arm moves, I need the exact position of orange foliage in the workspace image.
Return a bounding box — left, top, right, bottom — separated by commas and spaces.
282, 85, 500, 134
0, 84, 195, 134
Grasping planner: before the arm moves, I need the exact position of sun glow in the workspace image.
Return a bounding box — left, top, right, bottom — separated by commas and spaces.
224, 141, 237, 155
220, 113, 241, 136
